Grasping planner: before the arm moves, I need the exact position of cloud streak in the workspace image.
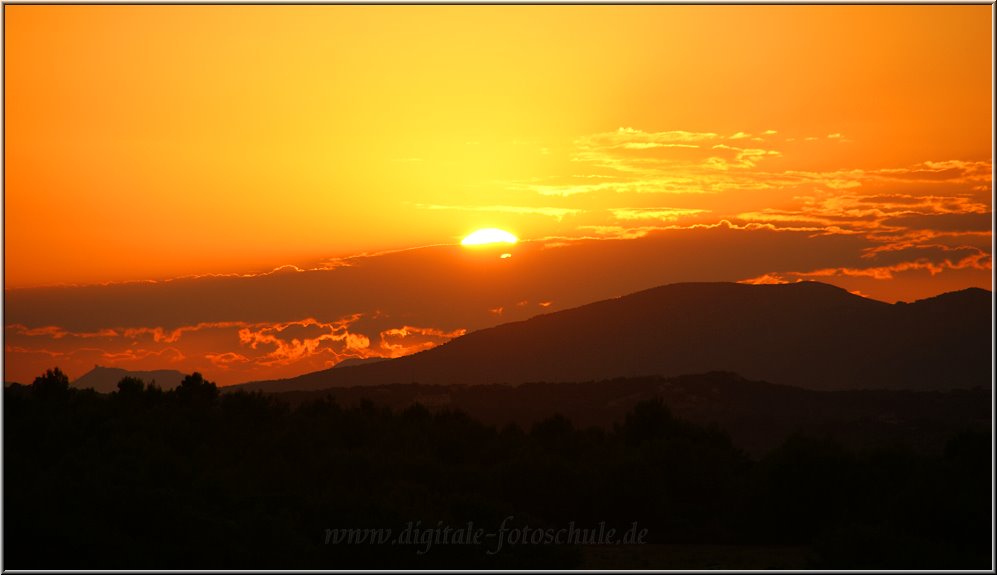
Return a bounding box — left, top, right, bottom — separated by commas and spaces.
415, 203, 582, 221
4, 312, 469, 386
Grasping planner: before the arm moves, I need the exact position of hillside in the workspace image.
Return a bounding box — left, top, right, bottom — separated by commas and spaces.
233, 281, 992, 393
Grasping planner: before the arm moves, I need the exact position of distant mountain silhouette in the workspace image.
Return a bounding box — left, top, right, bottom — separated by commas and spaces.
72, 365, 186, 393
232, 282, 992, 393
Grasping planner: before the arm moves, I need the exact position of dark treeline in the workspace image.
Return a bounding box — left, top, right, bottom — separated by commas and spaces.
4, 368, 990, 569
271, 373, 992, 456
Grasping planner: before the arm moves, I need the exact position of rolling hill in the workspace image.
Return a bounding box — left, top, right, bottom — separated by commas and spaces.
232, 281, 992, 393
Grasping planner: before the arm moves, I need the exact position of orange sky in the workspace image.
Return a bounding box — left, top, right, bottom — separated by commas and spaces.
2, 5, 993, 385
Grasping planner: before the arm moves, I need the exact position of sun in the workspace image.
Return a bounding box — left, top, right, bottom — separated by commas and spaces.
461, 228, 518, 246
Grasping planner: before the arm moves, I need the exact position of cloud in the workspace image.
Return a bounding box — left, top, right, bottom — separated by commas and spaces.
526, 179, 719, 197
505, 125, 823, 199
610, 207, 710, 221
741, 247, 990, 283
619, 142, 700, 150
378, 326, 468, 358
732, 191, 991, 243
205, 352, 252, 369
6, 325, 120, 339
574, 225, 664, 240
4, 310, 470, 385
709, 144, 781, 168
236, 317, 372, 367
100, 347, 186, 364
416, 203, 582, 220
555, 127, 780, 186
514, 122, 990, 208
881, 212, 993, 233
577, 127, 721, 149
121, 321, 249, 344
739, 273, 790, 285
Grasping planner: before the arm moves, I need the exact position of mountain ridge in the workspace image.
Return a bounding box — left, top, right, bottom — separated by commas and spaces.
229, 281, 991, 393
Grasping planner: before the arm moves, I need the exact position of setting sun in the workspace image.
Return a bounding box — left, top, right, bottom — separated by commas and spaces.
460, 228, 518, 246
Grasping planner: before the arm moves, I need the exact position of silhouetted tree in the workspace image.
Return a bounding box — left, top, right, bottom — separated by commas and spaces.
530, 414, 576, 453
174, 371, 218, 403
31, 367, 70, 400
620, 397, 675, 445
116, 376, 145, 396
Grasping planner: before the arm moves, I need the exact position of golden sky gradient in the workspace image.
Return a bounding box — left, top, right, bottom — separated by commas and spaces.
5, 5, 992, 286
3, 5, 992, 385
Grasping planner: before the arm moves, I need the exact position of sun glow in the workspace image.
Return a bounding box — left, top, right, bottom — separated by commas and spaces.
461, 228, 518, 246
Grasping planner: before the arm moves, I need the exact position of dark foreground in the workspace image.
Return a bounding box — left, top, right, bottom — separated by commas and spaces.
4, 370, 991, 569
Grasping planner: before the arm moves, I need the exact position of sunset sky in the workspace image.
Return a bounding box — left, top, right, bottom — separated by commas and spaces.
3, 5, 992, 385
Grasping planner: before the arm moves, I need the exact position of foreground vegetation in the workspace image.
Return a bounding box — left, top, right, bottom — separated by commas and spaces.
4, 369, 990, 569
